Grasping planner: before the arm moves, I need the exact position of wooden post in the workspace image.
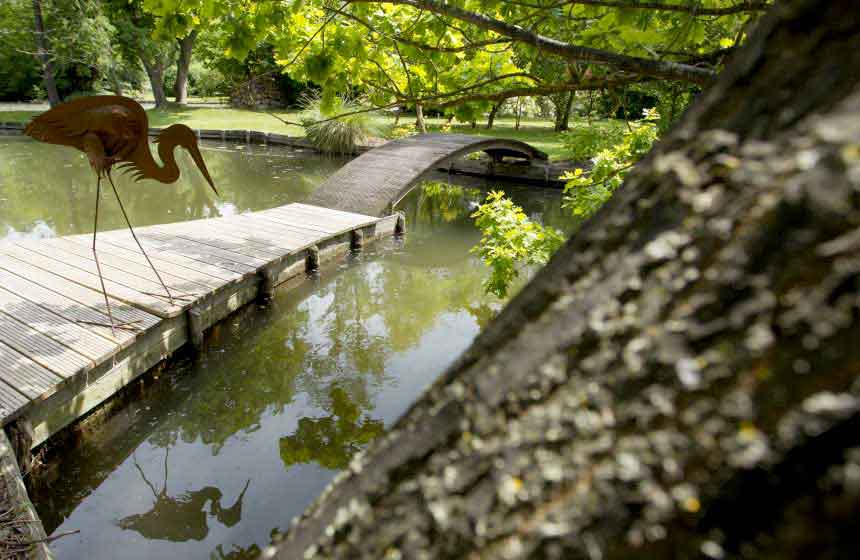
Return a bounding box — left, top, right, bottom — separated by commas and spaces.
350, 229, 364, 251
5, 419, 34, 473
188, 308, 206, 350
258, 270, 276, 300
306, 245, 320, 272
395, 213, 406, 236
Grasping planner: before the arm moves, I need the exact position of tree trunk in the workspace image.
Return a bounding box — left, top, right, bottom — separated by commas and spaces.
486, 102, 502, 129
140, 55, 168, 108
31, 0, 60, 106
415, 103, 427, 133
515, 98, 522, 130
174, 29, 198, 104
554, 91, 574, 131
270, 1, 860, 558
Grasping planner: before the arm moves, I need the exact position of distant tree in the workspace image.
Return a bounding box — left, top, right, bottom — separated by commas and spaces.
106, 0, 176, 107
139, 1, 223, 104
30, 0, 59, 105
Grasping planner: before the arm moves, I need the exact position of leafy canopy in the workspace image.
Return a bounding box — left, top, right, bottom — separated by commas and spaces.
142, 0, 763, 110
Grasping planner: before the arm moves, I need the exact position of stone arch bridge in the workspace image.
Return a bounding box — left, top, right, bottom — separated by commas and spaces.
306, 133, 548, 217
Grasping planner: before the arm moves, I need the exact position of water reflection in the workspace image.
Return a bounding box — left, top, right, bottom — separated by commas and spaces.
119, 449, 250, 542
280, 385, 385, 470
0, 136, 347, 239
28, 173, 569, 559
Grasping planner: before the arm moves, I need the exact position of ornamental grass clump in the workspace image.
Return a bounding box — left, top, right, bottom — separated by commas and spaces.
300, 92, 383, 155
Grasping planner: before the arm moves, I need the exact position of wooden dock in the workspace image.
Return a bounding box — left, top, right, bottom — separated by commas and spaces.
0, 203, 399, 450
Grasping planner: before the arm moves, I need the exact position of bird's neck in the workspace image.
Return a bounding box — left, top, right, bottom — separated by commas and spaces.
152, 139, 181, 184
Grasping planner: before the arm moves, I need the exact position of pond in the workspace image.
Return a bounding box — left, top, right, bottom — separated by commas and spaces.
0, 135, 348, 239
2, 135, 571, 559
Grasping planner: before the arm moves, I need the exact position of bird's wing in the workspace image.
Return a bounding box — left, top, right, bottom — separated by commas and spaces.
24, 96, 149, 156
24, 103, 91, 150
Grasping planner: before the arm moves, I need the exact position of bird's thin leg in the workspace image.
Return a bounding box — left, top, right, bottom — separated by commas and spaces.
106, 170, 176, 306
92, 175, 118, 336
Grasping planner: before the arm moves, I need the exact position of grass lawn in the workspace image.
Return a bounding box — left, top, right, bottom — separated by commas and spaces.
0, 106, 306, 135
0, 106, 625, 161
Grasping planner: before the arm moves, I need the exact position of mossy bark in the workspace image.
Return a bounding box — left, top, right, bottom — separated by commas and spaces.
270, 1, 860, 558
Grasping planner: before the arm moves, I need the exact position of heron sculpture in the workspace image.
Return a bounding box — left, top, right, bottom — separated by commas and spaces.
24, 96, 218, 333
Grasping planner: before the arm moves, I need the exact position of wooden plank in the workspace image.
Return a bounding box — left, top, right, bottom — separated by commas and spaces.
0, 339, 71, 396
193, 216, 315, 252
283, 204, 379, 229
0, 266, 138, 345
158, 219, 296, 263
45, 237, 215, 293
256, 209, 346, 235
0, 312, 93, 380
0, 246, 177, 318
228, 213, 327, 243
139, 229, 268, 269
13, 239, 203, 302
0, 368, 32, 421
116, 231, 257, 276
0, 326, 82, 388
62, 234, 227, 290
220, 212, 322, 241
263, 206, 371, 234
88, 231, 246, 281
0, 286, 119, 362
292, 203, 380, 224
252, 212, 334, 235
0, 256, 158, 331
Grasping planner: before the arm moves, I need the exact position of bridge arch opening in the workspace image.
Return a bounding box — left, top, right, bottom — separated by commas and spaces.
306, 134, 548, 217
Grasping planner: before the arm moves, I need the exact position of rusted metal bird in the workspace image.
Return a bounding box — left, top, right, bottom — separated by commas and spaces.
24, 95, 218, 333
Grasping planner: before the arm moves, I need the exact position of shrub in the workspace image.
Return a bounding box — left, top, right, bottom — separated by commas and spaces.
471, 191, 565, 298
560, 122, 626, 161
562, 108, 660, 217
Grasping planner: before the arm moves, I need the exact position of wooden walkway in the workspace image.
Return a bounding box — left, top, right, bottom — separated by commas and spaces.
307, 133, 547, 217
0, 203, 398, 448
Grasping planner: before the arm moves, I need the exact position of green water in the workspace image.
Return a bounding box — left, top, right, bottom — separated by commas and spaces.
0, 135, 347, 239
5, 136, 570, 559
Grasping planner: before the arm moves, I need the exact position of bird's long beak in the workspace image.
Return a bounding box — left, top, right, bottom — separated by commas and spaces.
187, 142, 219, 197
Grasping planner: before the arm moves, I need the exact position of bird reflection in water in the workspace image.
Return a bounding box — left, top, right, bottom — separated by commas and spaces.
118, 448, 250, 542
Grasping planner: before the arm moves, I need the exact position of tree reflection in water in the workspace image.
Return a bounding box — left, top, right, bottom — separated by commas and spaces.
280, 385, 385, 470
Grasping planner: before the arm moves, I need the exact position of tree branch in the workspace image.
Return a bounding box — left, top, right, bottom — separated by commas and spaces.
505, 0, 769, 16
347, 0, 717, 85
